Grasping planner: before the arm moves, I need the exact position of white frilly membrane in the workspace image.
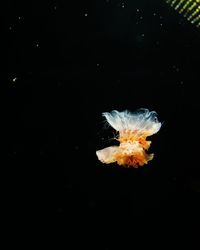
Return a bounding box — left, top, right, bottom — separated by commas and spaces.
96, 108, 162, 168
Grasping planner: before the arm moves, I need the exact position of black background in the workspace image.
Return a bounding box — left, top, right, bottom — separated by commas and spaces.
7, 0, 200, 247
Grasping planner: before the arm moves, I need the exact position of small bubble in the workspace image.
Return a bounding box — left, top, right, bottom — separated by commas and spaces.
12, 77, 17, 82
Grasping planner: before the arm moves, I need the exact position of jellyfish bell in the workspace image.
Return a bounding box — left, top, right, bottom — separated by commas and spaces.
96, 146, 118, 164
96, 108, 162, 168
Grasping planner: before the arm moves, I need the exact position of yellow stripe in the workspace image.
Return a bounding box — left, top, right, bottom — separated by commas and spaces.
166, 0, 200, 28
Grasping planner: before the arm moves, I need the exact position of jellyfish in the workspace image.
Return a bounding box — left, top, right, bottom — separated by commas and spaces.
166, 0, 200, 28
96, 108, 162, 168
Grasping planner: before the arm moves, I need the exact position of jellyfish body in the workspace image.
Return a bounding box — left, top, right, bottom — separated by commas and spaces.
96, 109, 162, 168
166, 0, 200, 28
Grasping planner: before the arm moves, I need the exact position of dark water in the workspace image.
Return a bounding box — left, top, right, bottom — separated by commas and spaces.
6, 0, 199, 247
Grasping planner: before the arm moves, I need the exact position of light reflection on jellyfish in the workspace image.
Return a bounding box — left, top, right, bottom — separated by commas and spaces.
96, 108, 162, 168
